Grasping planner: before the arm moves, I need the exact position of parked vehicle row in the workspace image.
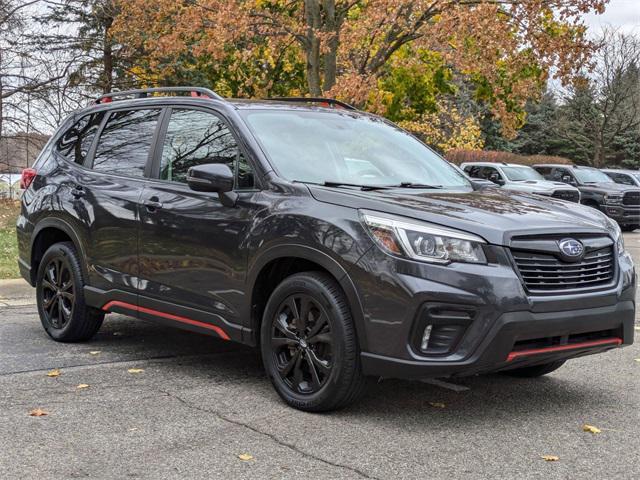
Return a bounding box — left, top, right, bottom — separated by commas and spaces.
461, 162, 640, 231
17, 88, 636, 411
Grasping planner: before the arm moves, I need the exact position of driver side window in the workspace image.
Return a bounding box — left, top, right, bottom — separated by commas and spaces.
159, 108, 254, 188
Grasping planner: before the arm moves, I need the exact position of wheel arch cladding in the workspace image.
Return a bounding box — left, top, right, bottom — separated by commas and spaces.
248, 245, 368, 350
30, 219, 86, 286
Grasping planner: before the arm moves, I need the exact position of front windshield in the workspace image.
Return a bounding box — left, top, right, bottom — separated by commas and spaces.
633, 173, 640, 182
501, 166, 544, 181
241, 110, 470, 189
573, 168, 614, 184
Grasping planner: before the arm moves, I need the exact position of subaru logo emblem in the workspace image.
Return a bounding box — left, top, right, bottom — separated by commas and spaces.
558, 238, 584, 261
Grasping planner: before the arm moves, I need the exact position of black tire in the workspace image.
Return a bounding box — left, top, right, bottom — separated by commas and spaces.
260, 271, 367, 412
621, 224, 638, 232
502, 360, 566, 378
36, 241, 104, 342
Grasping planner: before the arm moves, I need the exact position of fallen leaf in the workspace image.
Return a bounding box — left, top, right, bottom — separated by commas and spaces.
541, 455, 559, 462
28, 408, 49, 417
634, 358, 640, 363
583, 424, 601, 434
127, 368, 144, 374
238, 453, 254, 461
634, 326, 640, 332
46, 369, 61, 377
89, 351, 101, 355
113, 332, 123, 336
76, 384, 90, 389
429, 402, 446, 409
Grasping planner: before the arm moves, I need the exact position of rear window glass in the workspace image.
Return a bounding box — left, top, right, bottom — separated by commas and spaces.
56, 112, 105, 165
92, 109, 161, 177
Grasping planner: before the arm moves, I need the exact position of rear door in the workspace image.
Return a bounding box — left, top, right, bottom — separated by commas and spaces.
80, 107, 163, 299
137, 106, 260, 338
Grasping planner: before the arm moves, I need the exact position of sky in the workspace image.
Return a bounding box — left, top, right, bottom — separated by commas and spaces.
583, 0, 639, 35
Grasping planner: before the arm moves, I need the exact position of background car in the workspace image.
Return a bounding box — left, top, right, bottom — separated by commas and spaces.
533, 164, 640, 231
460, 162, 581, 202
602, 168, 640, 187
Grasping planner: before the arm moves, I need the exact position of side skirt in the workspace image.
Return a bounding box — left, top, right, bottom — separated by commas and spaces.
84, 286, 246, 343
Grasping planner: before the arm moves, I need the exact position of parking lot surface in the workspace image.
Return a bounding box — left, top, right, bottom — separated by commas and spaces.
0, 233, 639, 479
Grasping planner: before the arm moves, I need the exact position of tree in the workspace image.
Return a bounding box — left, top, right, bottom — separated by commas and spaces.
113, 0, 608, 137
554, 29, 640, 167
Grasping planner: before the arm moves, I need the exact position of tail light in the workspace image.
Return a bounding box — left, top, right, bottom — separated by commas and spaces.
20, 168, 37, 189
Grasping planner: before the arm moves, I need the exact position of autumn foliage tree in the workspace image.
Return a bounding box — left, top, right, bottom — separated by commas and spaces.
113, 0, 608, 149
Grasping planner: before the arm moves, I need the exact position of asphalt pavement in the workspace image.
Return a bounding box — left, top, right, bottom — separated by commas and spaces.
0, 234, 639, 480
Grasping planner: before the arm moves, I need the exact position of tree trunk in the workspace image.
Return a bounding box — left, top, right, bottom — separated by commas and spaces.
304, 0, 322, 96
102, 17, 114, 94
322, 0, 338, 92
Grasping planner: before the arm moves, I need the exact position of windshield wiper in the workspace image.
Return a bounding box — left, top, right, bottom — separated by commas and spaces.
395, 182, 443, 189
321, 181, 392, 191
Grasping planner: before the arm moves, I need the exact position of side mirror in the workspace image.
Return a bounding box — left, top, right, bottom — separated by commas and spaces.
561, 175, 575, 185
186, 163, 237, 206
488, 174, 504, 185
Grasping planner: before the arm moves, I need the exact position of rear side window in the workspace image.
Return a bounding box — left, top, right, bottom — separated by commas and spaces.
56, 112, 105, 165
92, 109, 161, 177
159, 108, 254, 188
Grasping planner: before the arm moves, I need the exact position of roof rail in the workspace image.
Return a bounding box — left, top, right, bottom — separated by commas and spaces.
267, 97, 357, 110
95, 87, 224, 104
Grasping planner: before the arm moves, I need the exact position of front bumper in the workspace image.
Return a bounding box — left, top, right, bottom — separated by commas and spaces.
603, 205, 640, 226
351, 243, 636, 379
361, 300, 634, 378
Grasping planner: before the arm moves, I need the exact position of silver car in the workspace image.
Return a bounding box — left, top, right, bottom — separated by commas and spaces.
461, 162, 581, 202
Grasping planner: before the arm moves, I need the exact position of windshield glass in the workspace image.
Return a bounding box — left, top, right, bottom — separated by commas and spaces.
501, 166, 544, 181
241, 110, 470, 189
633, 173, 640, 182
573, 168, 614, 184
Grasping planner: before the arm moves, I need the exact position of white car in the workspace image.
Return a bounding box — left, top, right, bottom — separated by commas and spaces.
461, 162, 581, 202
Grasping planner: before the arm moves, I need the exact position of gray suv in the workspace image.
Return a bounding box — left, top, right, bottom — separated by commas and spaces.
16, 87, 637, 411
534, 164, 640, 231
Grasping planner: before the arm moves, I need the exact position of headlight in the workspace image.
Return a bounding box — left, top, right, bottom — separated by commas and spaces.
360, 212, 487, 264
604, 194, 623, 205
606, 217, 625, 255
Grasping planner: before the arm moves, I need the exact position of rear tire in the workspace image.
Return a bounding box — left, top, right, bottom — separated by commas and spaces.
36, 242, 104, 342
260, 271, 367, 412
502, 360, 566, 378
621, 224, 638, 232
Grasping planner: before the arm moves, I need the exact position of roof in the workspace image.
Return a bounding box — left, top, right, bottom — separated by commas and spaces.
601, 168, 640, 174
461, 162, 533, 168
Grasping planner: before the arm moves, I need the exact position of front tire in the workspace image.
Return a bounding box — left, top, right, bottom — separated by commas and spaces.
260, 272, 367, 412
36, 242, 104, 342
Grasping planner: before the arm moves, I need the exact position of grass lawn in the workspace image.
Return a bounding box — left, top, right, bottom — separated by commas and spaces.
0, 200, 20, 279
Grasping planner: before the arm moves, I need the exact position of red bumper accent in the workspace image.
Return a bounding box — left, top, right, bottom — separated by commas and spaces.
102, 300, 230, 341
507, 337, 622, 362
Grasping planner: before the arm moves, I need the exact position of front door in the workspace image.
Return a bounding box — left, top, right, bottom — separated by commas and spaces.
137, 107, 260, 337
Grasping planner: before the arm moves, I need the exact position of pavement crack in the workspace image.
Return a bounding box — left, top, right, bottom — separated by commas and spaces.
156, 388, 379, 480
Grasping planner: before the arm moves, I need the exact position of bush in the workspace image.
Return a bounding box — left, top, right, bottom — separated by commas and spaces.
446, 149, 573, 166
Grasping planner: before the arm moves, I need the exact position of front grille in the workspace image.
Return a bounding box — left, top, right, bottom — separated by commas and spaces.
552, 190, 580, 203
623, 191, 640, 206
511, 246, 615, 292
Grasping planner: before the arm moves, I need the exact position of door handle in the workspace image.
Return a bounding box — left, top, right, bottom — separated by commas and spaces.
144, 198, 163, 212
71, 185, 85, 198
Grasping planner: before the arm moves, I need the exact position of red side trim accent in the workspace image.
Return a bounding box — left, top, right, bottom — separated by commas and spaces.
507, 337, 622, 362
102, 300, 230, 341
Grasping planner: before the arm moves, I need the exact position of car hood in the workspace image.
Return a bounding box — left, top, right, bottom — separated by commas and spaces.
308, 186, 611, 246
578, 182, 640, 193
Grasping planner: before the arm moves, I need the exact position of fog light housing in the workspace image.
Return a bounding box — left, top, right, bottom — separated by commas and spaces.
413, 304, 475, 356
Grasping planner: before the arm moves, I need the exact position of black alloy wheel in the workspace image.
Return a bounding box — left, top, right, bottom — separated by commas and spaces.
40, 257, 75, 329
261, 272, 368, 412
271, 293, 333, 394
36, 242, 104, 342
